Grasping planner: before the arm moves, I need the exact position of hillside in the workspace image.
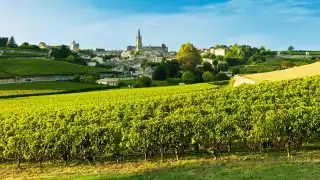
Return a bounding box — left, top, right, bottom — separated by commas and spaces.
240, 62, 320, 83
0, 58, 114, 78
0, 81, 109, 98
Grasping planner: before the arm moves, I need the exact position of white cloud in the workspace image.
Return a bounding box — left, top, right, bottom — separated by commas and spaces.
0, 0, 319, 51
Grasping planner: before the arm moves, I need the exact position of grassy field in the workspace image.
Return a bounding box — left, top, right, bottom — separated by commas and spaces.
241, 62, 320, 83
232, 57, 315, 74
0, 58, 114, 77
1, 149, 319, 180
0, 81, 107, 97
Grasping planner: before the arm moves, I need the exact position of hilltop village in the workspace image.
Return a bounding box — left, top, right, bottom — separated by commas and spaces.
0, 30, 319, 89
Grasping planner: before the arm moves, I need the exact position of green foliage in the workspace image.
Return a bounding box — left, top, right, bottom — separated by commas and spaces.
72, 75, 81, 82
202, 62, 213, 72
177, 43, 202, 70
0, 58, 114, 77
67, 55, 75, 61
0, 37, 8, 47
84, 75, 99, 83
202, 71, 214, 82
217, 61, 229, 71
166, 59, 180, 78
232, 67, 240, 75
1, 76, 320, 166
182, 71, 195, 84
0, 81, 106, 97
214, 72, 230, 81
166, 78, 182, 85
19, 42, 40, 50
50, 45, 72, 59
6, 36, 17, 48
139, 76, 152, 87
152, 63, 169, 80
248, 54, 266, 64
288, 46, 295, 52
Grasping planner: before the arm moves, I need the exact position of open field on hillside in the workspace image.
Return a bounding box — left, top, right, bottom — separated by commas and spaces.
0, 58, 114, 77
232, 58, 315, 74
1, 149, 320, 180
0, 81, 108, 97
0, 71, 11, 78
241, 62, 320, 83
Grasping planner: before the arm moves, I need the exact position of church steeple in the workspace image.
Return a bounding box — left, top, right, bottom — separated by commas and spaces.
136, 29, 142, 51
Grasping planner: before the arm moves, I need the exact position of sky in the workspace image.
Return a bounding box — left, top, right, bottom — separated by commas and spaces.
0, 0, 319, 51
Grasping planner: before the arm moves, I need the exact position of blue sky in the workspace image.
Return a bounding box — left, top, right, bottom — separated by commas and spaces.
0, 0, 319, 51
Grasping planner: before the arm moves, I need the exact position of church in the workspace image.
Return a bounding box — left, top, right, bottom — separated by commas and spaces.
126, 29, 168, 55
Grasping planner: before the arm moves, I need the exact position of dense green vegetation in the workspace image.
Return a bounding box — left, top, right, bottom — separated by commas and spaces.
0, 81, 108, 97
1, 51, 48, 58
1, 76, 320, 168
0, 58, 114, 77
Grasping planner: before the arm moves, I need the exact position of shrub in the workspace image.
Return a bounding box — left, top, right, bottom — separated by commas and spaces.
85, 75, 98, 83
214, 72, 230, 81
166, 78, 182, 85
232, 68, 240, 75
139, 76, 152, 87
72, 75, 81, 82
202, 71, 214, 82
182, 71, 195, 84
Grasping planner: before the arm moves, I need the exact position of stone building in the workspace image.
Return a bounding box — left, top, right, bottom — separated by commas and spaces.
126, 29, 168, 54
39, 42, 47, 49
71, 41, 80, 51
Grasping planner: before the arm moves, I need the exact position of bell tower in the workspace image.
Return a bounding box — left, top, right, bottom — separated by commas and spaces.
136, 29, 142, 51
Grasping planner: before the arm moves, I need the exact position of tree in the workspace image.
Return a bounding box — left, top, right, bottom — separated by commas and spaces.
182, 71, 195, 84
232, 68, 240, 75
152, 63, 169, 80
7, 36, 17, 48
166, 59, 180, 78
214, 72, 230, 81
72, 75, 81, 82
202, 71, 214, 82
0, 37, 8, 47
203, 62, 213, 72
217, 61, 229, 71
50, 45, 72, 59
20, 42, 30, 49
85, 75, 98, 83
215, 55, 224, 62
288, 46, 295, 52
177, 43, 202, 70
139, 76, 152, 87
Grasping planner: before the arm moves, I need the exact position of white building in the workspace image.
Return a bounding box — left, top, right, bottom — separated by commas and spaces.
91, 57, 104, 64
96, 78, 120, 86
214, 48, 227, 56
87, 61, 97, 67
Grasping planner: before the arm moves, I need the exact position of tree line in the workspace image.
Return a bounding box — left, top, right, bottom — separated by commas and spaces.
0, 76, 320, 167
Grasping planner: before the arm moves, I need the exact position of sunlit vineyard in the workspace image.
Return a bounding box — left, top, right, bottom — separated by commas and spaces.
0, 79, 320, 167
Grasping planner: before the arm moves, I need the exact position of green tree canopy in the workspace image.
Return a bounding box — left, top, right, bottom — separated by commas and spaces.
152, 63, 169, 80
7, 36, 17, 48
182, 71, 195, 84
177, 43, 202, 70
288, 46, 295, 52
203, 62, 213, 72
202, 71, 214, 82
166, 59, 180, 78
139, 76, 152, 87
0, 37, 8, 47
